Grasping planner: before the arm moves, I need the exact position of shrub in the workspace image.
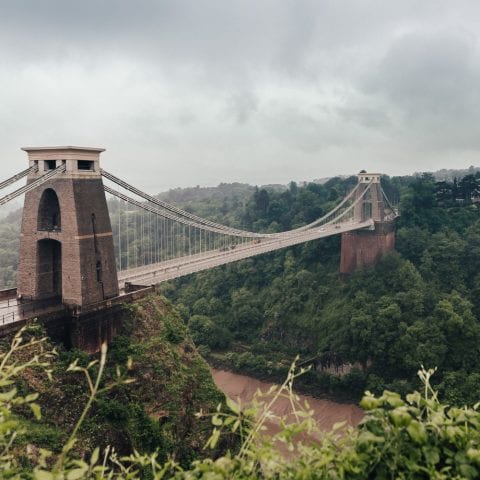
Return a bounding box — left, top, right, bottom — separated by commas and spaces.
3, 329, 480, 479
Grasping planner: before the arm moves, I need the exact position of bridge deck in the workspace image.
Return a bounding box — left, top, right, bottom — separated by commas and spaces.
0, 220, 374, 327
0, 296, 65, 326
118, 219, 374, 288
0, 284, 160, 328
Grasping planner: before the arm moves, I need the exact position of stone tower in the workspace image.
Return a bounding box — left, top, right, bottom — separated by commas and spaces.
17, 146, 119, 306
339, 172, 396, 275
352, 172, 385, 223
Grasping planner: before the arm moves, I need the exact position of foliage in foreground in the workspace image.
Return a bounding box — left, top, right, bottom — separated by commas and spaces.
2, 295, 227, 469
2, 330, 480, 479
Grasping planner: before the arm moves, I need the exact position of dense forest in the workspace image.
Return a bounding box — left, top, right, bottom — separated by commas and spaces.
2, 170, 480, 406
3, 170, 480, 478
162, 171, 480, 405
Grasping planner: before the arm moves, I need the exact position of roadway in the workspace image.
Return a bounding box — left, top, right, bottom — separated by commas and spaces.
118, 219, 374, 288
0, 219, 374, 324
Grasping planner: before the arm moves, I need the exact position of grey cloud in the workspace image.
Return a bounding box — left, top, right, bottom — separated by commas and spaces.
1, 1, 480, 189
362, 28, 480, 150
224, 91, 258, 125
335, 104, 391, 130
0, 1, 462, 76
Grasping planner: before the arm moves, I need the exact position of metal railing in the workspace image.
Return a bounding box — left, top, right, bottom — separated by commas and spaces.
0, 296, 65, 326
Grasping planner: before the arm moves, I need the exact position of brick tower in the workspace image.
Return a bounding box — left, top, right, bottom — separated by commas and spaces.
17, 146, 119, 306
339, 172, 396, 275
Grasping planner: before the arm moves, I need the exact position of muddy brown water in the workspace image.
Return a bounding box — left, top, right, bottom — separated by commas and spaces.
211, 369, 363, 435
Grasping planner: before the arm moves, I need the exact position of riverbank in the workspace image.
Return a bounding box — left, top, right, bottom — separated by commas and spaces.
207, 351, 365, 403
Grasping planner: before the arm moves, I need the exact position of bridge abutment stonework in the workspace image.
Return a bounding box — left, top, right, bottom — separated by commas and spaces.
17, 147, 119, 306
339, 220, 396, 275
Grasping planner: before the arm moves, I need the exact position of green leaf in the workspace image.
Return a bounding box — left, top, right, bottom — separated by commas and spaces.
0, 420, 19, 433
90, 447, 100, 466
357, 431, 385, 445
407, 421, 427, 445
467, 449, 480, 466
383, 391, 405, 408
360, 395, 379, 411
66, 466, 88, 480
34, 469, 54, 480
459, 464, 478, 479
406, 392, 421, 405
0, 388, 17, 401
226, 396, 240, 414
30, 402, 41, 420
212, 415, 223, 426
422, 446, 440, 466
223, 417, 234, 426
389, 408, 412, 427
207, 428, 221, 449
63, 437, 77, 453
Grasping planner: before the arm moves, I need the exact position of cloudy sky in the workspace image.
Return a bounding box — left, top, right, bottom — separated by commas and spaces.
1, 1, 480, 191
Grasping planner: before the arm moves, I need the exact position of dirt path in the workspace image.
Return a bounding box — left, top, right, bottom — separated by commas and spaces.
211, 369, 363, 433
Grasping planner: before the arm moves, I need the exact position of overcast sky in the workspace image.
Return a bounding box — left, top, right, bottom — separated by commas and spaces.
1, 1, 480, 191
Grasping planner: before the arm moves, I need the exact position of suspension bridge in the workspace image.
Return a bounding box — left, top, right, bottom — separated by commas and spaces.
103, 169, 383, 288
0, 146, 397, 349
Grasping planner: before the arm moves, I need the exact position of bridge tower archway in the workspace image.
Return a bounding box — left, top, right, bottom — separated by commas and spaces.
36, 239, 62, 299
37, 188, 61, 231
17, 147, 119, 307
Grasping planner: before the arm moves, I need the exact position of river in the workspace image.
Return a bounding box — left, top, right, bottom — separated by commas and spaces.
211, 369, 363, 434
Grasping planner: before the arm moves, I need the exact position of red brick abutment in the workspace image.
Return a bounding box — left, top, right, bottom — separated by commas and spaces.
0, 284, 158, 353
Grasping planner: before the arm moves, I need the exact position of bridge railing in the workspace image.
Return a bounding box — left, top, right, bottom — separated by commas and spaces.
69, 285, 160, 316
0, 297, 66, 327
0, 288, 17, 300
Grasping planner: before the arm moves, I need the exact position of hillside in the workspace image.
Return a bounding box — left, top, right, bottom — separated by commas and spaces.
417, 165, 480, 182
3, 330, 480, 478
3, 170, 480, 406
2, 173, 480, 477
6, 294, 229, 469
164, 172, 480, 405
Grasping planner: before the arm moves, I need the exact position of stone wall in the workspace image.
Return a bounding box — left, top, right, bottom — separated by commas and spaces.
18, 176, 118, 306
339, 220, 396, 275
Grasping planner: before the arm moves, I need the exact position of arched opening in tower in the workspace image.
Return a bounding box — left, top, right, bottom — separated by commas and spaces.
38, 188, 61, 231
37, 239, 62, 299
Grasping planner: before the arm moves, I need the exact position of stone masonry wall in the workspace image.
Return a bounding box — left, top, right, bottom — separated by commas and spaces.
18, 176, 118, 306
339, 221, 396, 275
